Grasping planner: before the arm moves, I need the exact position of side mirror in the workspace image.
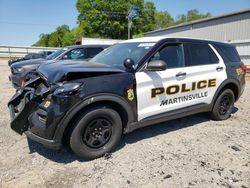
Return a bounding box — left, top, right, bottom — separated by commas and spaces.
123, 58, 135, 71
147, 60, 167, 71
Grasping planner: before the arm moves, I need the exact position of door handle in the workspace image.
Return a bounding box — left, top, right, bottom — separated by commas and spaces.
216, 66, 223, 71
176, 72, 187, 77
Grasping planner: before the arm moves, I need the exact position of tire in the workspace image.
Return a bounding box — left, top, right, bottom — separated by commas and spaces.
210, 89, 235, 121
69, 106, 122, 160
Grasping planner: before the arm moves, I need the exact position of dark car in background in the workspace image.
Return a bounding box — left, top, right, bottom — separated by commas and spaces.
8, 50, 55, 66
9, 45, 110, 88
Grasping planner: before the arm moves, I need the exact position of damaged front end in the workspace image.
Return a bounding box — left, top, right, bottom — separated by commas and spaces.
8, 77, 48, 134
8, 75, 83, 149
8, 60, 127, 150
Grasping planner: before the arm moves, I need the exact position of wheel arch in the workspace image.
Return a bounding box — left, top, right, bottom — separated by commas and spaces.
53, 94, 136, 143
211, 78, 241, 110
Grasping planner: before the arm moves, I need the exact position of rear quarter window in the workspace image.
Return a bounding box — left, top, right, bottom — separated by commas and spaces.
87, 48, 104, 58
214, 44, 240, 62
185, 43, 219, 66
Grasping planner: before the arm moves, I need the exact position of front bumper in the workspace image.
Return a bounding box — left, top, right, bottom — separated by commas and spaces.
25, 130, 61, 150
8, 77, 62, 149
8, 86, 41, 134
8, 77, 81, 150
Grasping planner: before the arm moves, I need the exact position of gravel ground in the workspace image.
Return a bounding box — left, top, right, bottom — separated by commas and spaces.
0, 60, 249, 188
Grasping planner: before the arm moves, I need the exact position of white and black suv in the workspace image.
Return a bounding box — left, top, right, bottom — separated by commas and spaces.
8, 37, 246, 160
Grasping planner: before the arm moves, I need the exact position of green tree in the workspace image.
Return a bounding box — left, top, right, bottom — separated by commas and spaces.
33, 33, 50, 47
175, 9, 211, 24
48, 25, 70, 47
154, 11, 174, 29
137, 1, 156, 34
34, 25, 76, 47
62, 27, 84, 46
76, 0, 156, 39
34, 5, 212, 47
175, 14, 187, 25
187, 9, 211, 21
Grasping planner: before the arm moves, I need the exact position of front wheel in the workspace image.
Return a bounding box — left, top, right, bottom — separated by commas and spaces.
210, 89, 235, 121
69, 106, 122, 160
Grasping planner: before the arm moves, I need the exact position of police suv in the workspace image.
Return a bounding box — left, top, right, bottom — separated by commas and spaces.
8, 37, 246, 160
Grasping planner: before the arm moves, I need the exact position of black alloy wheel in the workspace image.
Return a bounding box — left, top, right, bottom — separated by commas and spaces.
69, 106, 122, 160
210, 89, 235, 121
83, 118, 112, 148
218, 95, 233, 116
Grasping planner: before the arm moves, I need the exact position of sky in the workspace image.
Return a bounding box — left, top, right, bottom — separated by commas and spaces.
0, 0, 249, 46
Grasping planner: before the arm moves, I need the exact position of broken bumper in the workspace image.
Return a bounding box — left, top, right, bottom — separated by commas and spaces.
8, 87, 40, 134
24, 130, 61, 150
8, 78, 62, 150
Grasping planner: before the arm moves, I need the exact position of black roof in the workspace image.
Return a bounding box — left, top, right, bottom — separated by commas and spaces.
157, 37, 235, 47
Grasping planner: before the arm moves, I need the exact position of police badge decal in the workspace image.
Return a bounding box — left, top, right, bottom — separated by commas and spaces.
127, 88, 134, 101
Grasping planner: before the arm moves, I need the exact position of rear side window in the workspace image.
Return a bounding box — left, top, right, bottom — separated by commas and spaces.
66, 48, 86, 59
87, 48, 104, 58
185, 43, 219, 66
214, 44, 240, 62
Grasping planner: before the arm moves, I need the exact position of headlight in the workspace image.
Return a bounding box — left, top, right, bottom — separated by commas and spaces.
12, 67, 23, 73
54, 83, 82, 96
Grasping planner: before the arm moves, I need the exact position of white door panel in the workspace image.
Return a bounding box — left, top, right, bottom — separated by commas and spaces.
136, 43, 227, 121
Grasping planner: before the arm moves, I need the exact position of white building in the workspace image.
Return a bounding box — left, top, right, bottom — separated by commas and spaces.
144, 9, 250, 65
80, 38, 122, 45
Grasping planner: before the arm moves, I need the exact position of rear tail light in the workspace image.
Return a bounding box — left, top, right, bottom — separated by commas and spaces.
240, 65, 247, 73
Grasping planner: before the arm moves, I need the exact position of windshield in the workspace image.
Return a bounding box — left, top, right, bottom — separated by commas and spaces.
46, 48, 66, 60
90, 42, 155, 70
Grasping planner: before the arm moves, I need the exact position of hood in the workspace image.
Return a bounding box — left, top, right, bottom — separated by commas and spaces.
37, 60, 125, 84
11, 58, 53, 68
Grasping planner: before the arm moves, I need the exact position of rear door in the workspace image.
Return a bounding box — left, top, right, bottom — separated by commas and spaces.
182, 42, 227, 106
135, 41, 227, 121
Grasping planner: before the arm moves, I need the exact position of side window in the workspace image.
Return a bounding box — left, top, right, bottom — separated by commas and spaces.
150, 44, 185, 68
185, 43, 219, 66
66, 48, 85, 60
214, 44, 240, 62
87, 48, 104, 58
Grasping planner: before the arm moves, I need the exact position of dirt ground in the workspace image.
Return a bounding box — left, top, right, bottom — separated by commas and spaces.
0, 60, 249, 188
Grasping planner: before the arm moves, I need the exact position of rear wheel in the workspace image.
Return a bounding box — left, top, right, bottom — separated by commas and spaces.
210, 89, 235, 120
69, 106, 122, 160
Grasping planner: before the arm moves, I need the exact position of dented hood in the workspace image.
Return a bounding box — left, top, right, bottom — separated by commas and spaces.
37, 60, 125, 84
